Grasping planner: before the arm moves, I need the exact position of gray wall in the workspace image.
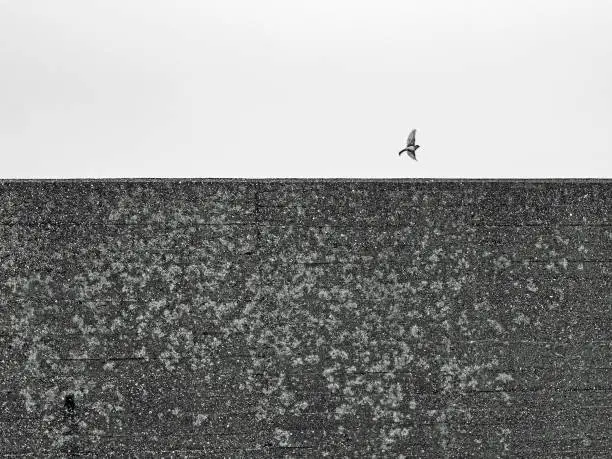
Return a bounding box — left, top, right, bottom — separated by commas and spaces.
1, 180, 610, 456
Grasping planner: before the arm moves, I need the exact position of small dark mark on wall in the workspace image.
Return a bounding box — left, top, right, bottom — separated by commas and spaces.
64, 394, 76, 415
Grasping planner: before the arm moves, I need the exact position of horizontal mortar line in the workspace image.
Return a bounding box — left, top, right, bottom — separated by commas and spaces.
332, 336, 583, 346
253, 180, 611, 186
41, 355, 260, 363
2, 328, 610, 346
258, 245, 610, 253
286, 387, 612, 398
2, 245, 256, 251
458, 408, 612, 417
251, 255, 610, 263
0, 448, 536, 459
258, 207, 612, 214
4, 345, 610, 362
0, 452, 73, 458
253, 289, 611, 298
22, 357, 612, 375
130, 451, 305, 458
4, 293, 609, 306
8, 247, 612, 259
243, 447, 435, 456
56, 429, 321, 441
263, 220, 612, 227
1, 274, 608, 285
2, 221, 611, 229
512, 435, 612, 443
0, 292, 250, 300
0, 263, 254, 270
8, 403, 610, 421
511, 258, 612, 263
3, 324, 609, 341
0, 299, 246, 308
244, 445, 315, 450
0, 390, 277, 403
257, 206, 608, 213
232, 389, 605, 401
51, 425, 612, 445
27, 361, 612, 374
2, 434, 598, 448
516, 448, 612, 456
251, 410, 608, 423
0, 200, 606, 210
256, 197, 609, 203
292, 259, 612, 266
305, 418, 612, 431
0, 221, 256, 228
260, 264, 612, 272
257, 233, 611, 241
0, 331, 217, 340
5, 348, 612, 368
257, 221, 612, 227
0, 261, 509, 272
138, 450, 258, 454
23, 389, 609, 406
0, 255, 255, 263
86, 432, 267, 439
261, 254, 611, 260
458, 387, 612, 394
0, 310, 612, 324
0, 267, 253, 275
252, 283, 612, 291
30, 353, 259, 362
78, 450, 246, 456
449, 338, 612, 345
1, 294, 608, 307
465, 405, 612, 414
0, 240, 256, 247
5, 234, 605, 245
3, 262, 609, 274
246, 367, 612, 376
136, 449, 280, 455
49, 356, 147, 362
4, 239, 612, 250
278, 262, 612, 270
255, 274, 612, 282
0, 210, 253, 218
446, 395, 612, 406
3, 325, 610, 343
0, 329, 229, 337
20, 423, 600, 440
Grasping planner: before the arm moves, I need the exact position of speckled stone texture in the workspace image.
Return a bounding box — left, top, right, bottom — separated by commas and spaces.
0, 179, 610, 458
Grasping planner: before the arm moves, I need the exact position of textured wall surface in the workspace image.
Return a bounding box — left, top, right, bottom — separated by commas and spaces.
0, 179, 610, 458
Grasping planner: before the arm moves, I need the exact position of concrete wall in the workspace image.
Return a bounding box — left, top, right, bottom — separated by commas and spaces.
1, 180, 610, 456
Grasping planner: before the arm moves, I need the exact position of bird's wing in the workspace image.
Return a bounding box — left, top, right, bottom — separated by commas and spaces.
406, 129, 416, 146
398, 148, 407, 156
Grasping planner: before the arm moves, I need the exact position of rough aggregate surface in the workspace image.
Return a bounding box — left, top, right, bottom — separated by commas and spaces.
0, 179, 610, 457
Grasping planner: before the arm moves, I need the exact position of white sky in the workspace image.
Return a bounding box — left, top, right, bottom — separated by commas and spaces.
0, 0, 611, 178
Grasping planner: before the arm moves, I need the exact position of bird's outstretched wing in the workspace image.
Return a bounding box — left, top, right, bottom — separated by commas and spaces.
406, 129, 416, 146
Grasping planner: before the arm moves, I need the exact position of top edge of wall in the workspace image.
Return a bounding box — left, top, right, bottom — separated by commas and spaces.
0, 178, 611, 184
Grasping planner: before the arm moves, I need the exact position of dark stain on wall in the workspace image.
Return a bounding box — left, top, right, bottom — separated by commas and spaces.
0, 179, 610, 457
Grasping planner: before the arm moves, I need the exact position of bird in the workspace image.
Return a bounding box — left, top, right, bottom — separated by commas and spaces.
398, 129, 420, 160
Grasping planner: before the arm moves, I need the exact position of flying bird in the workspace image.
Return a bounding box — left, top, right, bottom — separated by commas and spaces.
398, 129, 420, 160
